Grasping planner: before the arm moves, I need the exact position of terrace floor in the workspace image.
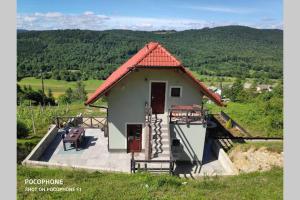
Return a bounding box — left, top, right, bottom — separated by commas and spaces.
39, 129, 139, 172
38, 128, 227, 175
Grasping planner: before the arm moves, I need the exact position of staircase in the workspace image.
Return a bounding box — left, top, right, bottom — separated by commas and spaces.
131, 114, 174, 174
150, 115, 171, 160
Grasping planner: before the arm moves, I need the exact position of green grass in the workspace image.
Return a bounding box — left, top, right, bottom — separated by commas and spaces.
18, 77, 103, 97
17, 166, 283, 200
206, 102, 283, 137
229, 141, 283, 154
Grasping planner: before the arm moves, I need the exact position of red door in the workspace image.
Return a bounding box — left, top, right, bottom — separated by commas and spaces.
127, 124, 142, 152
151, 82, 166, 114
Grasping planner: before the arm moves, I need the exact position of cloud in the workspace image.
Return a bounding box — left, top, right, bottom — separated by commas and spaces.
84, 11, 94, 16
183, 5, 257, 14
17, 11, 282, 31
17, 12, 110, 30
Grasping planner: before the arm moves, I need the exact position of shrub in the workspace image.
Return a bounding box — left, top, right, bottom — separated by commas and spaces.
226, 119, 233, 129
17, 120, 29, 138
57, 95, 71, 105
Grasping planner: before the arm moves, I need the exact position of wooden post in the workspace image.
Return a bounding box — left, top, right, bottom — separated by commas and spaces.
133, 161, 136, 173
29, 101, 36, 135
55, 117, 59, 128
145, 125, 150, 160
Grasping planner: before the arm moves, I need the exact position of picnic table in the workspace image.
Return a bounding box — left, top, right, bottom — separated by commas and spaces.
63, 127, 85, 151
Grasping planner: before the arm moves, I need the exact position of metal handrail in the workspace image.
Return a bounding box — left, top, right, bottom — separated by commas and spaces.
144, 102, 152, 160
131, 159, 174, 174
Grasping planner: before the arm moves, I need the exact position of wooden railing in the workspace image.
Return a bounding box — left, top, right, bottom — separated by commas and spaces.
169, 104, 208, 124
54, 115, 108, 136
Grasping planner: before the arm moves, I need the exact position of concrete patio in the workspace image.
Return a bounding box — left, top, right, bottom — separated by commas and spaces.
24, 128, 232, 176
38, 128, 137, 172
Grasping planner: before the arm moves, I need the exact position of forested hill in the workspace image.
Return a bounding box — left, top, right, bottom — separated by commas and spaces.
17, 26, 283, 81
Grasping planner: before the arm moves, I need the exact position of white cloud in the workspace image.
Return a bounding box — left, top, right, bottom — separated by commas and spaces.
183, 5, 257, 14
23, 16, 37, 22
84, 11, 94, 16
17, 11, 282, 31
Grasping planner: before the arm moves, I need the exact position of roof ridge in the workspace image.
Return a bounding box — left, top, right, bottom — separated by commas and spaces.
135, 42, 159, 66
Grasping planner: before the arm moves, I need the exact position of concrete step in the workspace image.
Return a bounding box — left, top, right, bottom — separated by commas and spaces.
151, 124, 169, 128
152, 146, 170, 152
152, 130, 168, 134
151, 153, 171, 160
152, 142, 170, 148
152, 136, 170, 142
152, 134, 169, 140
152, 149, 170, 155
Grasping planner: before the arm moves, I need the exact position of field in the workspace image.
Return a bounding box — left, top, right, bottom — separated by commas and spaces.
17, 166, 283, 200
18, 77, 103, 98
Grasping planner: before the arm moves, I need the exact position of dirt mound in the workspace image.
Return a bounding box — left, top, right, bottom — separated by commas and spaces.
229, 146, 283, 173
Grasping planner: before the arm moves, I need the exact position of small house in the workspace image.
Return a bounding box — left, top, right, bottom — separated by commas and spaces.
85, 42, 224, 164
256, 84, 273, 93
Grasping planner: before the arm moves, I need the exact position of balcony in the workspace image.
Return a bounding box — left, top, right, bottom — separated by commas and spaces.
169, 104, 208, 124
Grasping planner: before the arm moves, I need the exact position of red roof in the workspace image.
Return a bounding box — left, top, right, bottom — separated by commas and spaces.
85, 42, 224, 106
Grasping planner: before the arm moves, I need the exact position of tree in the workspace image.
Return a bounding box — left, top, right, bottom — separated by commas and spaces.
223, 79, 244, 102
73, 81, 87, 101
17, 120, 29, 138
65, 88, 73, 100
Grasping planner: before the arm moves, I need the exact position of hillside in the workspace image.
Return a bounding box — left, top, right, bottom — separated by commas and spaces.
17, 26, 283, 81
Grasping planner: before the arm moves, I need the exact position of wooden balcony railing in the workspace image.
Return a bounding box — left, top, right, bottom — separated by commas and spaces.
169, 104, 208, 124
54, 115, 108, 136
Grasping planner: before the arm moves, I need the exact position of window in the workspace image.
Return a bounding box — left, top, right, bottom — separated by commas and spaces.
172, 139, 180, 146
170, 86, 182, 97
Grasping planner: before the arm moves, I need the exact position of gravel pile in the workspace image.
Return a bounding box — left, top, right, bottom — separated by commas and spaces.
229, 147, 283, 173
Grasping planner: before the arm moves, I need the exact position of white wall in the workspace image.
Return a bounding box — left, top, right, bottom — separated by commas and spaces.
107, 68, 203, 151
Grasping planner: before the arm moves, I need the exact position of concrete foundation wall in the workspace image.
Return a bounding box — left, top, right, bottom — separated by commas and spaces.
107, 69, 203, 150
211, 140, 239, 175
23, 125, 58, 162
170, 123, 206, 162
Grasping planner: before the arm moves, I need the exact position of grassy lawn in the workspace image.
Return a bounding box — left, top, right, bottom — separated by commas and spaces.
18, 77, 103, 98
206, 102, 283, 137
17, 166, 283, 200
229, 141, 283, 154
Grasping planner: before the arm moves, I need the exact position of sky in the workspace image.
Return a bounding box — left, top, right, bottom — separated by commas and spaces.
17, 0, 283, 31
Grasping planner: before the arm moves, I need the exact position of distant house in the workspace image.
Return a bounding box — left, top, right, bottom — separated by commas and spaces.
256, 84, 273, 93
243, 82, 252, 89
209, 86, 222, 96
207, 86, 223, 104
85, 42, 224, 164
